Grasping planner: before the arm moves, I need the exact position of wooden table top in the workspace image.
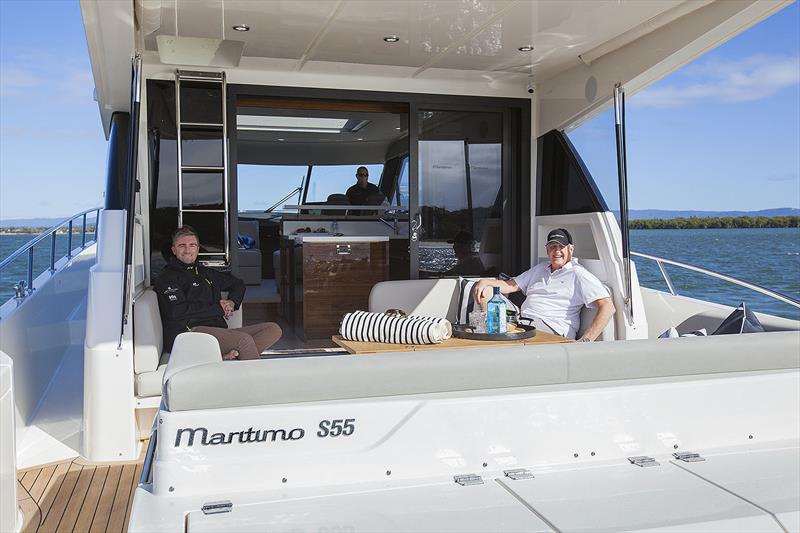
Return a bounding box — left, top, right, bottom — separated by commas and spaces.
332, 330, 573, 354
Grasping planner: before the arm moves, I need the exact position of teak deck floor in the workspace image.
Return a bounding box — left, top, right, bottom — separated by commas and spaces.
15, 451, 144, 533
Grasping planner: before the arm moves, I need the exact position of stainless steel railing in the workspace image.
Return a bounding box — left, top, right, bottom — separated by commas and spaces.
631, 251, 800, 309
0, 207, 101, 299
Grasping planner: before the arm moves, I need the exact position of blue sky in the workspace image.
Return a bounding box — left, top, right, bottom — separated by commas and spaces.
0, 1, 798, 220
569, 2, 800, 212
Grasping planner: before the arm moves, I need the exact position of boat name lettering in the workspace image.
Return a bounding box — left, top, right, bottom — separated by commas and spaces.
174, 426, 306, 447
317, 418, 356, 438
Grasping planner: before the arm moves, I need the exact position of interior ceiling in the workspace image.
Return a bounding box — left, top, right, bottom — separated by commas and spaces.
139, 0, 685, 80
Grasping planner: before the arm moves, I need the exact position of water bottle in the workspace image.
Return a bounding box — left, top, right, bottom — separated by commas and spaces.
487, 287, 507, 334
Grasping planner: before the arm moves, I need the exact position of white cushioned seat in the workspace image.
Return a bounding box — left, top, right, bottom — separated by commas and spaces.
133, 289, 163, 375
134, 364, 166, 397
369, 276, 615, 340
133, 287, 241, 398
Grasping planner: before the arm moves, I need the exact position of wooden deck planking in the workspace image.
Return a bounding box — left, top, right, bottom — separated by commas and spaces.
106, 464, 137, 532
29, 465, 57, 501
35, 462, 72, 526
16, 451, 144, 533
122, 463, 143, 533
18, 495, 41, 533
39, 462, 83, 532
21, 469, 40, 491
55, 466, 96, 533
72, 465, 109, 533
88, 464, 123, 533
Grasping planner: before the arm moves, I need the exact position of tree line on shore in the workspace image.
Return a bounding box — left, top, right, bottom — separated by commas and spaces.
0, 225, 97, 235
629, 216, 799, 229
1, 216, 797, 234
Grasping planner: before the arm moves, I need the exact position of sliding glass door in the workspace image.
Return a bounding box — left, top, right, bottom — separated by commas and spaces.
411, 109, 505, 278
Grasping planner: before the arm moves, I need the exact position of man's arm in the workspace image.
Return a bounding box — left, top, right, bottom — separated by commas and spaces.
578, 297, 615, 341
213, 269, 246, 310
472, 278, 520, 310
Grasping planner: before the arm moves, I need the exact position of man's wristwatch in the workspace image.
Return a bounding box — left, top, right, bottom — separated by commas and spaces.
580, 337, 593, 342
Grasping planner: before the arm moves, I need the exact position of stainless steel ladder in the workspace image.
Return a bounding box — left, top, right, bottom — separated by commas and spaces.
176, 70, 229, 266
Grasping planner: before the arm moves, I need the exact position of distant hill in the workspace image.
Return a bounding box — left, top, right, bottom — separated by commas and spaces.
628, 208, 800, 220
0, 217, 68, 228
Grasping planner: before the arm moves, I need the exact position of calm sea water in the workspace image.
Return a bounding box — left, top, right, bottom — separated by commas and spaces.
0, 232, 95, 302
1, 227, 798, 319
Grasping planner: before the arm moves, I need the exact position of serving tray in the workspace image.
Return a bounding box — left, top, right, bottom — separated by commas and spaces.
452, 323, 537, 341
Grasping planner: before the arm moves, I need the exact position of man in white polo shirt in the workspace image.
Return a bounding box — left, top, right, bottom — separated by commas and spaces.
472, 228, 615, 341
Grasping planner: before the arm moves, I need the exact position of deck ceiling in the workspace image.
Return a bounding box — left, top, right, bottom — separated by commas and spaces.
139, 0, 685, 80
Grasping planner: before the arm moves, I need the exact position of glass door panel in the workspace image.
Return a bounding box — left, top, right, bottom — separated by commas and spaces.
415, 110, 503, 277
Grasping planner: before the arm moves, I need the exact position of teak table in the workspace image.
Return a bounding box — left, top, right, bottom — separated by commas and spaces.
332, 330, 572, 354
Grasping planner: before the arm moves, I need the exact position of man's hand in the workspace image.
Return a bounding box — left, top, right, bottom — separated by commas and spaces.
471, 278, 519, 312
472, 280, 494, 311
220, 299, 235, 318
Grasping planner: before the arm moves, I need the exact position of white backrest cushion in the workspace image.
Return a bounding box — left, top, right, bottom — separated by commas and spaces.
133, 288, 163, 374
162, 332, 222, 388
577, 283, 615, 341
369, 279, 460, 321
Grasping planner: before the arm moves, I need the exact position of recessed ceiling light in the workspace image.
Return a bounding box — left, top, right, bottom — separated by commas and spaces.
383, 35, 400, 43
357, 138, 364, 141
232, 24, 250, 32
518, 45, 534, 52
395, 127, 401, 130
277, 138, 285, 141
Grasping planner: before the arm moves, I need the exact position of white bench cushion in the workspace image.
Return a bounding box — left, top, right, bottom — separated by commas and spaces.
133, 289, 162, 375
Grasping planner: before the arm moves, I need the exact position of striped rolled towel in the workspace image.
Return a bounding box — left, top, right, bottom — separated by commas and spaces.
340, 311, 452, 344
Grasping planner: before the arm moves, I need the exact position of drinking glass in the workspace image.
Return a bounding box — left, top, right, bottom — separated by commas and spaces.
469, 310, 487, 333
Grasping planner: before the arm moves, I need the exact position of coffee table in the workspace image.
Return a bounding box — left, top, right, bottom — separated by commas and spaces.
332, 330, 572, 354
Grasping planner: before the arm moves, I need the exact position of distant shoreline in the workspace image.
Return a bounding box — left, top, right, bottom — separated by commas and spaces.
0, 216, 798, 235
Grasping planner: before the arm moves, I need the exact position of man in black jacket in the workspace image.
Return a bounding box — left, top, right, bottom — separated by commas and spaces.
155, 226, 281, 360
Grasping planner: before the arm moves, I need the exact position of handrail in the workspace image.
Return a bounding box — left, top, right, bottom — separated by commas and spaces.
631, 251, 800, 309
0, 207, 101, 298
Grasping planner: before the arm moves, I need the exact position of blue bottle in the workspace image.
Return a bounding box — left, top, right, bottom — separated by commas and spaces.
487, 287, 507, 334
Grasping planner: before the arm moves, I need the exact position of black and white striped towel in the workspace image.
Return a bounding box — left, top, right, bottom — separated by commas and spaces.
340, 311, 452, 344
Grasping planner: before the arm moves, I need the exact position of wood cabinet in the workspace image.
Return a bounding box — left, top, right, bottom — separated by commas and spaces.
288, 238, 389, 339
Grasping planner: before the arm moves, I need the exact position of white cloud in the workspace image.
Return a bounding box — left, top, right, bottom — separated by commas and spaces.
633, 55, 800, 109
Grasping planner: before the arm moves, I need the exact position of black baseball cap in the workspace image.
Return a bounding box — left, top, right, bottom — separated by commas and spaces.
546, 228, 572, 246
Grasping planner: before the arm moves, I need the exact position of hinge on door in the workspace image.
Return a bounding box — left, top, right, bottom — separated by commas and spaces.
673, 451, 705, 462
504, 468, 534, 480
628, 456, 660, 467
201, 501, 232, 515
454, 474, 483, 486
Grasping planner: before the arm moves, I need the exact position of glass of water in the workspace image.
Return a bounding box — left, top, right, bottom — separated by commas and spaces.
469, 310, 487, 333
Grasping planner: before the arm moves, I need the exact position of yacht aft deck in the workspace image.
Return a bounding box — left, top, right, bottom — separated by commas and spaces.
15, 453, 143, 533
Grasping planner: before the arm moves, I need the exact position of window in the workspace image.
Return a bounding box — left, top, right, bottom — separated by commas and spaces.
304, 164, 383, 203
237, 165, 306, 212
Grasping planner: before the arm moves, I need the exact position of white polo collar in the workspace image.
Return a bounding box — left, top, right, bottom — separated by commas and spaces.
549, 258, 577, 274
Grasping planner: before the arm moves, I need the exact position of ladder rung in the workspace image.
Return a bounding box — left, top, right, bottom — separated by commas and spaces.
177, 70, 224, 82
182, 166, 224, 172
180, 209, 226, 213
181, 122, 224, 128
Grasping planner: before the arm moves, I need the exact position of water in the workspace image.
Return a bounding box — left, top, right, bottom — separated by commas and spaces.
422, 227, 800, 321
0, 232, 95, 301
2, 227, 798, 319
631, 227, 800, 320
